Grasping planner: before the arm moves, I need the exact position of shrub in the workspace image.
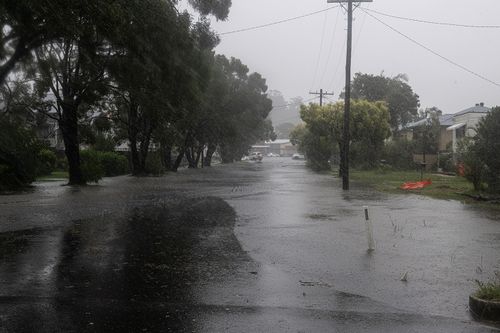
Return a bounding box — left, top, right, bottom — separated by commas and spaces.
457, 138, 485, 191
80, 150, 104, 183
475, 273, 500, 301
56, 156, 68, 171
382, 139, 416, 170
474, 107, 500, 193
0, 119, 41, 191
36, 149, 57, 176
99, 152, 129, 176
438, 152, 454, 173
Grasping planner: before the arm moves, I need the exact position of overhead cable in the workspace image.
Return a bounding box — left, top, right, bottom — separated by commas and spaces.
219, 6, 339, 36
360, 8, 500, 88
364, 7, 500, 29
273, 97, 318, 109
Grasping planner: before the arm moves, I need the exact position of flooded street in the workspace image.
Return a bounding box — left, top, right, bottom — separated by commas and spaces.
0, 158, 499, 332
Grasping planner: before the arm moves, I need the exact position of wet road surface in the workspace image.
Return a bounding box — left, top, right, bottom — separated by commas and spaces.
0, 158, 499, 332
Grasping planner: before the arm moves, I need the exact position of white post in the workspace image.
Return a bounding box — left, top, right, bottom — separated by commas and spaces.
363, 206, 375, 252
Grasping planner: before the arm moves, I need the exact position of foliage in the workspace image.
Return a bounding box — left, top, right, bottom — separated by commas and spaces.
99, 152, 129, 177
36, 149, 56, 176
349, 73, 420, 130
276, 122, 296, 140
438, 152, 455, 173
80, 150, 104, 183
412, 108, 441, 156
297, 100, 391, 171
475, 273, 500, 301
382, 139, 416, 170
474, 107, 500, 193
268, 90, 303, 125
0, 118, 42, 190
456, 138, 485, 191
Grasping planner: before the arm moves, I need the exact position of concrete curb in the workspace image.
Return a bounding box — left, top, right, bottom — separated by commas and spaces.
469, 295, 500, 323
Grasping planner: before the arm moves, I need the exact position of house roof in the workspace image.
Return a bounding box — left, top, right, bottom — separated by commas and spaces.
403, 113, 454, 129
439, 114, 454, 126
454, 104, 490, 117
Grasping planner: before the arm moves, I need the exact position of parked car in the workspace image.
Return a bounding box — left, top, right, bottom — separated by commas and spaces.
292, 153, 305, 160
249, 152, 263, 162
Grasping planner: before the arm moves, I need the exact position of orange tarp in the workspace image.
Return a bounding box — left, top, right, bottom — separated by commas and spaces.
400, 179, 432, 190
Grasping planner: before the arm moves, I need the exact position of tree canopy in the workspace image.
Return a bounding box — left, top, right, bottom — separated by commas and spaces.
292, 100, 391, 171
349, 73, 420, 131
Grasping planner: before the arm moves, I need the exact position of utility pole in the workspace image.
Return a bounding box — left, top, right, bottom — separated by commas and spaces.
309, 89, 335, 106
328, 0, 372, 190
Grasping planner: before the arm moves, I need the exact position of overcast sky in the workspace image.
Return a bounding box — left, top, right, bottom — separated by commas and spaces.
206, 0, 500, 115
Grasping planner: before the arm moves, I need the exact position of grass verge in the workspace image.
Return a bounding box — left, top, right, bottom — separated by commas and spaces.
36, 170, 68, 181
350, 169, 500, 208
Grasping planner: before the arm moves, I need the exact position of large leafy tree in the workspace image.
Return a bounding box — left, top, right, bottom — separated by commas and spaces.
296, 100, 391, 171
349, 73, 420, 131
35, 31, 110, 185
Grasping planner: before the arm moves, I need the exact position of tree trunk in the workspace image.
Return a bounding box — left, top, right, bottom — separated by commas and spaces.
138, 123, 152, 173
203, 144, 216, 167
172, 149, 185, 172
161, 144, 172, 171
195, 146, 203, 168
186, 147, 197, 168
128, 101, 145, 175
59, 105, 84, 185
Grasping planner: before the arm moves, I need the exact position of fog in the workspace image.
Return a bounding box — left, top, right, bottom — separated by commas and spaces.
208, 0, 500, 123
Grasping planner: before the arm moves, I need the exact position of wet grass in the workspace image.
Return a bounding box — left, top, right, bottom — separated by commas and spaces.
36, 170, 68, 181
475, 274, 500, 301
350, 169, 500, 208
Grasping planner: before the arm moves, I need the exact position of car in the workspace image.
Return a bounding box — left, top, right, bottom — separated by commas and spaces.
292, 153, 305, 160
267, 153, 280, 157
249, 152, 263, 162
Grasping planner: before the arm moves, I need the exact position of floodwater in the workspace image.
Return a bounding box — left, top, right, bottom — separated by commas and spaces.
0, 158, 498, 332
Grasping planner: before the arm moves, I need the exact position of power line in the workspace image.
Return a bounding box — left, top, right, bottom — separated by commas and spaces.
272, 96, 318, 109
318, 8, 341, 87
360, 8, 500, 88
364, 7, 500, 29
219, 6, 339, 36
310, 6, 330, 90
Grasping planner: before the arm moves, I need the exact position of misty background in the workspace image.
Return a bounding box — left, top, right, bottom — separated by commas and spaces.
205, 0, 500, 131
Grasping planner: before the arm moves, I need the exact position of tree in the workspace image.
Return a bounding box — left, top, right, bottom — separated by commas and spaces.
268, 90, 302, 125
275, 122, 296, 139
349, 73, 420, 131
35, 34, 110, 184
474, 107, 500, 193
298, 100, 391, 171
457, 138, 485, 191
412, 107, 441, 159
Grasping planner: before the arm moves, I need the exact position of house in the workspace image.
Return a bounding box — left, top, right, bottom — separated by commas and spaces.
446, 103, 491, 152
400, 103, 491, 169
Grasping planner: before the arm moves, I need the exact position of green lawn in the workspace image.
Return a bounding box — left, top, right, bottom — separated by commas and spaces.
36, 170, 68, 181
350, 169, 478, 202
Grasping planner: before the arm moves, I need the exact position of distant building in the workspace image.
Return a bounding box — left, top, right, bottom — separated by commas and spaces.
250, 139, 298, 157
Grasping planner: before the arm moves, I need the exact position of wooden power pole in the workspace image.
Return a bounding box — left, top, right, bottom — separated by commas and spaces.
327, 0, 372, 190
309, 89, 334, 106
